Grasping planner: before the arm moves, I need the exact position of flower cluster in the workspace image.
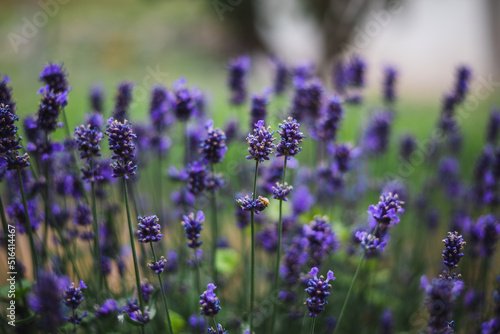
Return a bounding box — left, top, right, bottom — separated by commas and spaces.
105, 117, 137, 179
236, 194, 270, 214
200, 283, 220, 317
272, 182, 293, 201
148, 256, 167, 274
246, 120, 276, 162
228, 55, 250, 105
316, 96, 343, 142
208, 323, 228, 334
382, 66, 397, 103
112, 82, 134, 121
355, 231, 387, 252
201, 120, 228, 164
137, 215, 163, 243
442, 231, 465, 270
276, 117, 305, 159
171, 78, 197, 121
304, 267, 335, 317
303, 215, 339, 266
0, 74, 15, 112
250, 92, 268, 129
39, 62, 70, 94
73, 124, 103, 161
63, 280, 88, 325
0, 104, 30, 170
368, 192, 405, 226
291, 79, 323, 121
182, 210, 204, 248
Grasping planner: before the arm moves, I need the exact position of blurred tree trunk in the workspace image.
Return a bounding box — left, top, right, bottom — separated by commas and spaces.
487, 0, 500, 81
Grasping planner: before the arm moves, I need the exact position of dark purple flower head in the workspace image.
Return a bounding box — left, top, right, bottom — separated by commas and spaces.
95, 299, 119, 318
186, 161, 207, 195
291, 185, 315, 216
272, 182, 293, 201
380, 309, 394, 334
200, 283, 221, 318
137, 215, 163, 243
7, 200, 43, 234
482, 318, 500, 334
303, 216, 339, 266
171, 188, 195, 208
332, 60, 348, 94
112, 81, 134, 122
487, 106, 500, 144
272, 57, 288, 95
74, 124, 103, 161
475, 214, 500, 258
291, 79, 323, 121
189, 314, 205, 331
40, 63, 69, 94
29, 271, 67, 332
165, 250, 179, 273
148, 256, 167, 274
85, 111, 104, 131
368, 192, 405, 226
182, 210, 204, 248
36, 86, 67, 132
381, 180, 408, 203
105, 117, 137, 179
0, 104, 22, 155
228, 55, 251, 105
292, 62, 315, 85
0, 74, 15, 112
420, 276, 464, 333
355, 231, 387, 252
304, 267, 335, 317
236, 194, 270, 214
250, 92, 269, 129
224, 118, 239, 143
73, 203, 92, 227
276, 117, 305, 159
89, 84, 104, 113
201, 120, 228, 164
362, 110, 393, 155
382, 66, 398, 103
172, 78, 197, 121
141, 281, 154, 304
316, 96, 343, 142
332, 143, 351, 172
63, 280, 87, 310
280, 237, 308, 288
208, 323, 228, 334
246, 120, 276, 162
149, 85, 172, 131
235, 200, 250, 229
442, 231, 465, 270
129, 308, 150, 324
347, 55, 366, 88
453, 65, 472, 103
256, 224, 278, 252
400, 134, 417, 162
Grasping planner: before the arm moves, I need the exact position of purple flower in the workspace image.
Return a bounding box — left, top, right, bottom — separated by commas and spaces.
332, 143, 351, 172
186, 161, 207, 195
246, 120, 276, 162
200, 283, 221, 317
74, 125, 103, 161
228, 55, 251, 105
39, 62, 69, 94
291, 79, 323, 121
165, 250, 179, 273
442, 231, 465, 270
0, 74, 15, 112
487, 106, 500, 144
95, 299, 119, 318
332, 60, 348, 94
112, 82, 134, 122
291, 185, 315, 216
188, 314, 205, 332
276, 117, 305, 159
346, 55, 366, 88
129, 308, 150, 324
137, 215, 163, 243
236, 194, 270, 214
149, 85, 172, 131
272, 57, 288, 95
89, 84, 104, 114
379, 309, 394, 334
256, 224, 278, 252
141, 281, 154, 304
36, 86, 67, 132
201, 120, 228, 164
7, 200, 43, 234
235, 200, 250, 229
355, 231, 387, 252
304, 267, 335, 317
182, 210, 204, 248
250, 92, 269, 130
303, 216, 339, 266
453, 65, 472, 103
362, 110, 393, 155
420, 276, 464, 333
475, 214, 500, 258
63, 280, 88, 325
272, 182, 293, 201
85, 111, 104, 130
316, 96, 343, 142
73, 203, 92, 226
280, 237, 308, 287
105, 117, 137, 179
399, 134, 417, 162
292, 62, 315, 84
148, 256, 167, 274
29, 271, 67, 331
368, 192, 405, 226
171, 78, 197, 121
382, 66, 398, 103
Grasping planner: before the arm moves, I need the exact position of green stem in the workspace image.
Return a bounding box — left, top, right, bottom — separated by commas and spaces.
310, 317, 316, 334
210, 163, 218, 283
90, 159, 103, 291
271, 156, 288, 333
150, 243, 174, 334
334, 223, 379, 334
43, 132, 49, 265
123, 178, 144, 311
250, 160, 259, 334
17, 170, 38, 281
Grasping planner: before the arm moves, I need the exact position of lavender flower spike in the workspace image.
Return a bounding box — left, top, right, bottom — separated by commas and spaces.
105, 117, 137, 179
137, 215, 163, 243
200, 283, 221, 317
246, 120, 276, 162
276, 117, 306, 159
304, 267, 335, 317
182, 210, 204, 248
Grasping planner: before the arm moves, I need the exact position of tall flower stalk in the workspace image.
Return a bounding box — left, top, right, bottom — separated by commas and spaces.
201, 120, 227, 282
238, 119, 275, 332
105, 118, 144, 318
138, 215, 174, 334
334, 193, 404, 333
271, 117, 305, 332
182, 210, 204, 296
